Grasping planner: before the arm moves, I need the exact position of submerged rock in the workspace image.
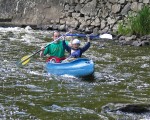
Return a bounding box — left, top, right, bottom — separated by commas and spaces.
116, 104, 150, 114
102, 103, 150, 114
117, 35, 150, 46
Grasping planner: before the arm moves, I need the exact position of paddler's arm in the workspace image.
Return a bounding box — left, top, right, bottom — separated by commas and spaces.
67, 36, 73, 47
80, 35, 91, 53
40, 45, 50, 57
68, 29, 75, 47
63, 39, 71, 53
40, 47, 45, 57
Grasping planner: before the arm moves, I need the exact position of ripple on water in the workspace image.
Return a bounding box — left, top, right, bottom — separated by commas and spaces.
42, 104, 95, 113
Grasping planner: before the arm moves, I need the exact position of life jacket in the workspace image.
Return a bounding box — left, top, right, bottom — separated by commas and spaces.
46, 56, 66, 63
70, 49, 81, 58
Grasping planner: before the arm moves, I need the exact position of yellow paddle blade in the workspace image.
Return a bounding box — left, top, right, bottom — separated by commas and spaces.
16, 55, 32, 67
20, 55, 31, 66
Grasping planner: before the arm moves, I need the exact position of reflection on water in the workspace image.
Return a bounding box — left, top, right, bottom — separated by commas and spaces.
0, 27, 150, 119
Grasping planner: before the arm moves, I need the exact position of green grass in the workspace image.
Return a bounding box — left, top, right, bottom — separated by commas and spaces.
117, 5, 150, 36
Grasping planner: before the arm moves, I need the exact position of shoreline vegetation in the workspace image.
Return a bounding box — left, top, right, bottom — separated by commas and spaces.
117, 5, 150, 36
115, 5, 150, 46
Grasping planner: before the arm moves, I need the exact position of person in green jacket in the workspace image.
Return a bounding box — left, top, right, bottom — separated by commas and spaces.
40, 31, 69, 63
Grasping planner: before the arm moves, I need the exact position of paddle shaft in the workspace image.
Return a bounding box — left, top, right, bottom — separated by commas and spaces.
66, 33, 99, 39
65, 33, 112, 39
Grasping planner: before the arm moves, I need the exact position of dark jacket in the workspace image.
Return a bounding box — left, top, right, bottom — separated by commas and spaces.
63, 40, 90, 58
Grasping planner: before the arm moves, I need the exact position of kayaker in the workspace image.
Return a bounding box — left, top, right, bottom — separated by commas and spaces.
40, 31, 70, 63
63, 35, 90, 58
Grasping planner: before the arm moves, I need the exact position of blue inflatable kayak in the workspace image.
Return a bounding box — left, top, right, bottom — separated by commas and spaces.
45, 58, 94, 77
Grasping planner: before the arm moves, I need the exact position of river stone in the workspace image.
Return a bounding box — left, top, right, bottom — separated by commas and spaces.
142, 41, 150, 46
132, 41, 142, 46
139, 0, 143, 2
59, 24, 66, 31
112, 4, 121, 13
121, 3, 131, 15
93, 27, 99, 34
119, 36, 126, 40
102, 103, 150, 114
99, 26, 109, 34
85, 0, 92, 3
125, 35, 137, 41
60, 19, 66, 24
141, 35, 150, 40
107, 17, 116, 25
109, 0, 118, 4
91, 17, 100, 26
106, 2, 112, 9
112, 24, 119, 32
138, 3, 144, 11
85, 16, 91, 21
55, 18, 60, 24
64, 4, 70, 11
80, 20, 87, 26
69, 0, 75, 5
74, 0, 79, 4
72, 13, 81, 18
80, 0, 97, 16
78, 24, 86, 31
75, 4, 82, 12
101, 20, 106, 29
52, 24, 59, 30
60, 13, 66, 19
78, 17, 85, 23
87, 20, 91, 25
128, 0, 137, 1
79, 20, 91, 26
131, 2, 139, 12
143, 0, 150, 3
101, 10, 109, 18
51, 19, 55, 24
80, 0, 86, 4
119, 0, 126, 4
68, 6, 75, 12
65, 17, 79, 28
117, 104, 150, 113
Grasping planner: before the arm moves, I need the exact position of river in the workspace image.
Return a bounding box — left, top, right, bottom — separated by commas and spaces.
0, 27, 150, 120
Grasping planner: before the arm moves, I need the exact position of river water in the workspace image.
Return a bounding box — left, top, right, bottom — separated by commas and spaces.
0, 27, 150, 120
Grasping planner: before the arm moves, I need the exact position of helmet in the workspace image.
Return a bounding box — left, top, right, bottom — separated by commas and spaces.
72, 39, 80, 44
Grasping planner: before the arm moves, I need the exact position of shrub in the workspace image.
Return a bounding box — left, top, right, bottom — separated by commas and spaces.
117, 5, 150, 36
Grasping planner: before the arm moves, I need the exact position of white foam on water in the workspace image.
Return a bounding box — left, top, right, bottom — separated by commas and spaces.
0, 26, 35, 35
29, 70, 48, 77
137, 83, 150, 89
14, 84, 45, 93
141, 64, 149, 68
21, 34, 36, 43
61, 74, 77, 78
0, 27, 24, 32
42, 104, 96, 114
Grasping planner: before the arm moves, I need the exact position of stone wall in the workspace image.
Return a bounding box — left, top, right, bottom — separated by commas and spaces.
0, 0, 149, 34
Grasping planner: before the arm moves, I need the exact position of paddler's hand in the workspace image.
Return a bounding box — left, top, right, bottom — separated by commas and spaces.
40, 46, 45, 57
41, 46, 45, 51
62, 35, 66, 40
86, 35, 90, 42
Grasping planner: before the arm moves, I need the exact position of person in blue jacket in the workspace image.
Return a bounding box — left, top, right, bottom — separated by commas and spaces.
63, 35, 90, 58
